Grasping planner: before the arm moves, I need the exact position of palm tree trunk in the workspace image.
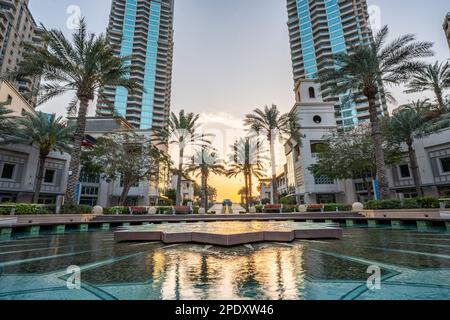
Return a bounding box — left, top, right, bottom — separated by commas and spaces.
176, 147, 184, 205
244, 168, 249, 212
248, 168, 253, 207
33, 153, 48, 203
434, 87, 445, 112
366, 91, 390, 200
269, 133, 279, 204
407, 141, 423, 197
66, 96, 90, 205
202, 169, 208, 210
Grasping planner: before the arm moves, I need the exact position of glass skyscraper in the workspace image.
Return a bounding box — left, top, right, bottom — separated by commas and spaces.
286, 0, 387, 128
96, 0, 174, 130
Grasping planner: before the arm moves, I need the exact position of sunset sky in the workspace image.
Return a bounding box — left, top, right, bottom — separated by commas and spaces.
30, 0, 450, 202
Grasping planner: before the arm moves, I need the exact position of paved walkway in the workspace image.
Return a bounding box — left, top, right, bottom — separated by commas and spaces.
208, 203, 247, 214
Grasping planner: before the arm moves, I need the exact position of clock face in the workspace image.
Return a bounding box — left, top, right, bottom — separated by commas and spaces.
313, 115, 322, 124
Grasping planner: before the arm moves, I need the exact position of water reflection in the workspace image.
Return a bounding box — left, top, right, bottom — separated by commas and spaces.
151, 244, 306, 299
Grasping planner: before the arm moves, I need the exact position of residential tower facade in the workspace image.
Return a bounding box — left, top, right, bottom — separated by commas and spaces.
96, 0, 174, 130
0, 0, 43, 105
286, 0, 387, 128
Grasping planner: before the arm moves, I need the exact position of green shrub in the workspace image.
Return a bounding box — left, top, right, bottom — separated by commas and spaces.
417, 197, 439, 209
254, 205, 263, 213
402, 198, 420, 209
282, 205, 297, 213
60, 204, 92, 214
0, 204, 16, 215
364, 200, 380, 210
155, 206, 172, 215
380, 199, 401, 209
280, 196, 297, 205
323, 203, 352, 212
104, 206, 129, 215
15, 204, 39, 214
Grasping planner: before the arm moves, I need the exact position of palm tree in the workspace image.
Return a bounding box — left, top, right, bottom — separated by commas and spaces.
227, 137, 267, 211
11, 18, 138, 205
384, 100, 450, 197
405, 61, 450, 112
155, 110, 207, 205
0, 99, 13, 143
8, 112, 74, 203
244, 105, 297, 204
185, 148, 226, 210
319, 26, 434, 199
237, 187, 248, 205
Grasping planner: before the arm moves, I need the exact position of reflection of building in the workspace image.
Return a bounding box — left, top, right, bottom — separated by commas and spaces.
286, 0, 387, 129
0, 0, 43, 104
444, 13, 450, 49
284, 79, 355, 204
96, 0, 174, 130
170, 174, 194, 202
0, 81, 70, 204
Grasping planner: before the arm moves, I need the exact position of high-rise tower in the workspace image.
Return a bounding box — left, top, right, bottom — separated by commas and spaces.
286, 0, 387, 128
0, 0, 43, 105
97, 0, 174, 130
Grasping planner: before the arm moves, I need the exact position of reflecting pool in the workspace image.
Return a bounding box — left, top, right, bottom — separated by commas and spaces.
0, 226, 449, 300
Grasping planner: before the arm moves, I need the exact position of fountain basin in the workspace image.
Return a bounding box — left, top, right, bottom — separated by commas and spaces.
114, 221, 342, 246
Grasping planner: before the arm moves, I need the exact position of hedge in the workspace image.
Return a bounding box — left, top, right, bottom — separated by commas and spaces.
60, 204, 92, 214
323, 203, 352, 212
364, 197, 440, 210
0, 203, 56, 215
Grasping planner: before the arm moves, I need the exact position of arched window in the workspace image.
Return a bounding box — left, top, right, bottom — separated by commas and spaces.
308, 87, 316, 98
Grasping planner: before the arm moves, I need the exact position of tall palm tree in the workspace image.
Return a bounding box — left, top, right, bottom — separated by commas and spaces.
8, 112, 74, 203
185, 148, 226, 210
155, 110, 207, 205
227, 137, 267, 211
11, 18, 138, 205
244, 105, 297, 204
405, 61, 450, 112
319, 25, 434, 200
384, 100, 450, 197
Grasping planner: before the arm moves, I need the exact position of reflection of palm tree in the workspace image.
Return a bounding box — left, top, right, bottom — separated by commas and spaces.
319, 26, 433, 199
227, 137, 267, 211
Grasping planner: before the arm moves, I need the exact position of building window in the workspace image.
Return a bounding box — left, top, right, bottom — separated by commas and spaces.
314, 175, 334, 185
308, 87, 316, 98
1, 163, 15, 180
43, 169, 56, 184
440, 157, 450, 173
399, 164, 411, 178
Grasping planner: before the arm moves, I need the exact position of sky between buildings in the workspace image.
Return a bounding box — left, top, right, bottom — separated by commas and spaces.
30, 0, 449, 202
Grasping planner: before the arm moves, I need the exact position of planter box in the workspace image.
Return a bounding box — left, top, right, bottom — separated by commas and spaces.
15, 214, 95, 225
361, 209, 441, 219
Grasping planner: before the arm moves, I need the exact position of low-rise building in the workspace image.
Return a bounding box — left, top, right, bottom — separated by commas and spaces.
0, 81, 70, 204
285, 79, 356, 204
170, 174, 194, 202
